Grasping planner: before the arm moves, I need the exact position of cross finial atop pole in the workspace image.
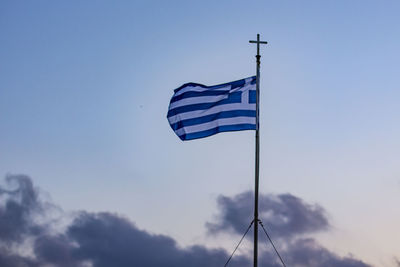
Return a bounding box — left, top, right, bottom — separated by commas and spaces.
249, 33, 268, 63
248, 33, 267, 267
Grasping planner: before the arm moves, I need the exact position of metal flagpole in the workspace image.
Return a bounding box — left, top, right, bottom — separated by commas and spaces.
249, 34, 268, 267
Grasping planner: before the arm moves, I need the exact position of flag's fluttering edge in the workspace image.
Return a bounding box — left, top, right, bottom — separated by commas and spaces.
167, 76, 257, 141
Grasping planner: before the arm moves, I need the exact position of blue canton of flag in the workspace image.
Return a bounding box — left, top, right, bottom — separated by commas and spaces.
167, 76, 257, 141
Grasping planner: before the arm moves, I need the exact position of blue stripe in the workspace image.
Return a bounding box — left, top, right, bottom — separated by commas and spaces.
173, 76, 255, 94
170, 110, 256, 131
170, 90, 229, 103
178, 124, 256, 141
230, 79, 245, 89
167, 92, 242, 117
173, 82, 206, 93
249, 90, 256, 104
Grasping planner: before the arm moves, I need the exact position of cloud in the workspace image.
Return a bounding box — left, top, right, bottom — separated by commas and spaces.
35, 211, 249, 267
206, 191, 329, 239
0, 174, 249, 267
0, 248, 39, 267
277, 238, 372, 267
207, 191, 373, 267
0, 175, 45, 243
0, 174, 376, 267
394, 257, 400, 267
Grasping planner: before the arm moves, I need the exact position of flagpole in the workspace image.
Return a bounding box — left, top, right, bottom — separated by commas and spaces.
249, 34, 267, 267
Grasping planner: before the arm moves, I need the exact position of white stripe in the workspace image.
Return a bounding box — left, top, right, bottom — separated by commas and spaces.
244, 77, 253, 84
241, 89, 249, 104
174, 84, 230, 97
173, 78, 254, 97
174, 116, 256, 136
229, 83, 255, 93
169, 94, 230, 109
167, 103, 256, 125
170, 84, 255, 109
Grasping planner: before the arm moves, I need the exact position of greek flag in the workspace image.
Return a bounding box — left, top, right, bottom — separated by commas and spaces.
167, 76, 257, 141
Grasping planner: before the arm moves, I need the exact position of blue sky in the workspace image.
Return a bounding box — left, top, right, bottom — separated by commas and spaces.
1, 1, 400, 266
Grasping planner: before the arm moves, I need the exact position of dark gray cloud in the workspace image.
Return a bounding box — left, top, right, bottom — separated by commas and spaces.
0, 174, 44, 243
276, 238, 372, 267
34, 234, 80, 267
206, 191, 329, 239
35, 211, 249, 267
207, 191, 374, 267
0, 174, 376, 267
0, 174, 249, 267
0, 250, 38, 267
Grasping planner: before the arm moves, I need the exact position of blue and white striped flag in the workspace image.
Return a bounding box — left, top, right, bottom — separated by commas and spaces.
167, 76, 257, 141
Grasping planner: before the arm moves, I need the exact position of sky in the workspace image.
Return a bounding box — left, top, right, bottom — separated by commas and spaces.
1, 1, 400, 266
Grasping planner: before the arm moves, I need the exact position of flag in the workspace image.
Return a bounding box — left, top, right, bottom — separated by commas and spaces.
167, 76, 257, 141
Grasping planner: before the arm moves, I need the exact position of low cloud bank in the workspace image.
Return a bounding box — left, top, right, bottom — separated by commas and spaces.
206, 191, 329, 238
207, 191, 372, 267
0, 175, 373, 267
